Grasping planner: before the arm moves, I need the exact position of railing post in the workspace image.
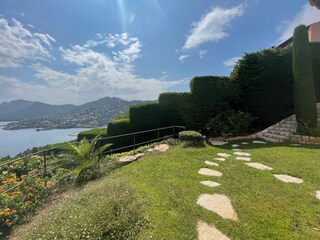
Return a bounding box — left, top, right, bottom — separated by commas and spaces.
133, 133, 136, 154
173, 127, 175, 138
157, 129, 160, 145
43, 149, 47, 188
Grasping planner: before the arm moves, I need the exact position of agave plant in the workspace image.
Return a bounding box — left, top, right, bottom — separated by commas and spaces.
69, 136, 112, 185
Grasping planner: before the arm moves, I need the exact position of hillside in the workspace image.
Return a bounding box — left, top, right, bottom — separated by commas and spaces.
9, 141, 320, 239
3, 97, 150, 130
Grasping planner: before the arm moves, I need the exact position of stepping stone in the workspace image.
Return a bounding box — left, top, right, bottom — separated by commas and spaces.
291, 143, 300, 147
231, 144, 240, 147
213, 158, 226, 162
217, 153, 231, 158
209, 141, 228, 146
197, 221, 230, 240
200, 181, 221, 188
119, 155, 137, 163
245, 162, 273, 170
197, 194, 238, 221
198, 168, 223, 177
232, 148, 242, 151
316, 190, 320, 200
205, 161, 219, 167
241, 142, 249, 145
253, 140, 267, 144
236, 157, 251, 161
147, 148, 154, 152
273, 174, 303, 184
154, 144, 169, 152
234, 152, 251, 156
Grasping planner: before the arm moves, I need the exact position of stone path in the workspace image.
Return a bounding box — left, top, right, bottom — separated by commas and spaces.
197, 221, 230, 240
245, 162, 273, 170
200, 181, 221, 188
241, 142, 249, 145
233, 152, 251, 157
197, 194, 238, 221
316, 190, 320, 200
232, 148, 242, 151
205, 161, 219, 167
217, 153, 231, 158
213, 157, 226, 162
231, 144, 239, 148
273, 174, 303, 184
154, 144, 169, 152
236, 157, 251, 161
198, 168, 223, 177
209, 141, 228, 146
253, 140, 267, 144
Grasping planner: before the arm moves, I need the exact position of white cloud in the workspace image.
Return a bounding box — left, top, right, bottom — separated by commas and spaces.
0, 18, 55, 68
129, 14, 135, 23
178, 55, 189, 62
199, 50, 207, 58
183, 4, 245, 49
223, 56, 241, 67
277, 4, 320, 43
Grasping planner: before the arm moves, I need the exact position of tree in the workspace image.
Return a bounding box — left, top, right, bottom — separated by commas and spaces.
292, 25, 318, 128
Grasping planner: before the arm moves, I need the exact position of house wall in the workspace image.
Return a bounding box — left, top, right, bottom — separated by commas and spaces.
309, 21, 320, 42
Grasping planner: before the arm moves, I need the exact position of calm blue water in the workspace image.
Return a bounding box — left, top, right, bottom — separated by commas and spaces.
0, 122, 90, 157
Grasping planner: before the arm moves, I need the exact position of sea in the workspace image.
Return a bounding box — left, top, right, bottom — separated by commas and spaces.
0, 122, 90, 158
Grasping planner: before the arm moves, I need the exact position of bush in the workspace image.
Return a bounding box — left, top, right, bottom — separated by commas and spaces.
311, 43, 320, 102
77, 128, 108, 142
179, 131, 203, 146
292, 25, 318, 128
205, 109, 255, 137
106, 119, 134, 152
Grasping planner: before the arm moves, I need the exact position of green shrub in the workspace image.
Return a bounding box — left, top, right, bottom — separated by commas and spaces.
77, 128, 108, 142
311, 43, 320, 102
292, 25, 318, 128
179, 131, 203, 146
106, 119, 134, 152
205, 109, 255, 137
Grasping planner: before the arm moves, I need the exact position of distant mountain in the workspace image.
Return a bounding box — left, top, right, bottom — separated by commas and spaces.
0, 100, 76, 121
3, 97, 151, 130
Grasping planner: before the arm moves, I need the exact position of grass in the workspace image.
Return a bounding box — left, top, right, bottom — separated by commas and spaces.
10, 141, 320, 239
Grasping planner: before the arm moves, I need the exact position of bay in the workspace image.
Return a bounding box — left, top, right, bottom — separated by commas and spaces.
0, 122, 90, 157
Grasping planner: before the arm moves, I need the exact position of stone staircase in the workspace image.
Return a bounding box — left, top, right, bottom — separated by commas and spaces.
257, 103, 320, 143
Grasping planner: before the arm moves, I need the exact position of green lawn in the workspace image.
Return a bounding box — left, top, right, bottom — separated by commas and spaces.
10, 141, 320, 239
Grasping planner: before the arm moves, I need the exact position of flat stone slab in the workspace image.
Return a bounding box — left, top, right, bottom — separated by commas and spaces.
253, 140, 267, 144
236, 157, 251, 161
154, 144, 169, 152
198, 168, 223, 177
231, 144, 240, 147
217, 153, 231, 158
232, 148, 242, 151
316, 190, 320, 200
197, 221, 230, 240
213, 157, 226, 162
273, 174, 303, 184
197, 194, 238, 221
209, 141, 228, 146
234, 152, 251, 157
200, 181, 221, 188
245, 162, 273, 170
147, 148, 154, 152
291, 143, 300, 147
119, 153, 145, 163
241, 142, 249, 145
205, 161, 219, 167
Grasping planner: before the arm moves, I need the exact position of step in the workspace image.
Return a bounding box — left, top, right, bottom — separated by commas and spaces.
259, 136, 280, 143
273, 127, 296, 133
269, 130, 292, 137
263, 133, 288, 141
278, 123, 296, 128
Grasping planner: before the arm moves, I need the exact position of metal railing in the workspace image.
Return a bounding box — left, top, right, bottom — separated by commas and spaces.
0, 125, 185, 194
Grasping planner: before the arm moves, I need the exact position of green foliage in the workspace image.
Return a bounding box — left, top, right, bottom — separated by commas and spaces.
178, 131, 203, 146
107, 119, 134, 151
292, 25, 318, 128
310, 43, 320, 102
297, 121, 320, 137
19, 180, 148, 240
188, 76, 238, 130
205, 109, 255, 137
114, 110, 129, 120
231, 48, 295, 129
77, 128, 108, 142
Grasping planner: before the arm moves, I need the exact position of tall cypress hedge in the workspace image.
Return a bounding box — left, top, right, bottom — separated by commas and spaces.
292, 25, 318, 127
311, 43, 320, 102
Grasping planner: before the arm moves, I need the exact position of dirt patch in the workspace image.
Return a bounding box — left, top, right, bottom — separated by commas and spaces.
197, 194, 238, 221
245, 162, 272, 170
273, 174, 303, 184
205, 161, 219, 167
198, 168, 223, 177
200, 181, 221, 188
197, 221, 230, 240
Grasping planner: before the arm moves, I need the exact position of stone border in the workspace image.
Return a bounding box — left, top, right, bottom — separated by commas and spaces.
290, 135, 320, 145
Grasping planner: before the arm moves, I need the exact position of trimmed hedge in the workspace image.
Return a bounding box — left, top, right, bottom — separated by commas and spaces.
292, 25, 318, 128
77, 128, 108, 142
178, 131, 203, 146
310, 43, 320, 102
107, 119, 134, 151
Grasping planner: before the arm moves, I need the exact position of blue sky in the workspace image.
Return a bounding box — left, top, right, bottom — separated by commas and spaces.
0, 0, 319, 104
